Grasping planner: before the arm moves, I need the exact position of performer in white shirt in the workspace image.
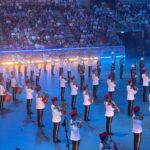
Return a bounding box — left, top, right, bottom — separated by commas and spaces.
142, 68, 150, 101
51, 97, 62, 143
43, 53, 48, 72
5, 67, 11, 91
83, 85, 93, 121
51, 56, 55, 76
92, 69, 99, 100
77, 56, 82, 73
70, 110, 82, 150
132, 106, 143, 150
127, 80, 138, 116
107, 75, 116, 98
11, 72, 17, 101
30, 61, 34, 82
87, 56, 93, 77
36, 86, 45, 127
139, 57, 145, 85
104, 93, 119, 135
66, 58, 72, 81
59, 58, 64, 76
25, 81, 34, 115
0, 79, 6, 110
59, 72, 67, 101
130, 64, 137, 86
34, 64, 40, 86
70, 76, 79, 109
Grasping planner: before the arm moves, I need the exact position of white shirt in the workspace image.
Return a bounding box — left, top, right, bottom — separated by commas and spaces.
0, 66, 3, 74
36, 95, 45, 109
51, 58, 55, 66
132, 115, 142, 133
59, 60, 64, 68
34, 67, 40, 76
142, 73, 150, 86
70, 120, 80, 141
30, 63, 34, 71
11, 77, 17, 87
71, 83, 78, 95
5, 72, 11, 82
67, 62, 72, 71
25, 86, 34, 99
107, 79, 116, 92
88, 59, 93, 66
92, 73, 99, 85
43, 54, 48, 62
127, 85, 137, 100
51, 104, 62, 123
60, 76, 67, 87
104, 101, 115, 117
0, 85, 5, 96
77, 57, 82, 65
83, 91, 91, 106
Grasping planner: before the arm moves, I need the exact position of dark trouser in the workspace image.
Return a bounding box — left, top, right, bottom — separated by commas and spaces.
140, 73, 143, 85
143, 86, 148, 101
67, 71, 71, 80
51, 65, 54, 75
106, 117, 113, 134
71, 95, 77, 110
44, 62, 47, 72
80, 75, 84, 90
36, 76, 39, 86
0, 95, 4, 110
134, 133, 142, 150
88, 66, 92, 77
37, 109, 44, 127
30, 71, 34, 82
93, 85, 98, 99
131, 76, 136, 86
59, 67, 63, 76
27, 99, 32, 114
24, 66, 27, 78
53, 123, 60, 142
97, 68, 101, 78
61, 87, 65, 101
84, 105, 90, 121
128, 100, 134, 116
72, 140, 80, 150
109, 91, 114, 98
18, 64, 21, 73
120, 66, 123, 79
12, 87, 16, 101
6, 81, 11, 91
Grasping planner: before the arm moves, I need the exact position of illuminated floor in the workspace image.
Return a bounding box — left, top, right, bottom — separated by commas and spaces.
0, 57, 150, 150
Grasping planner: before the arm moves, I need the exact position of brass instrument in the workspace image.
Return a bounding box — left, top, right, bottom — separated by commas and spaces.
71, 119, 82, 128
134, 112, 144, 120
54, 102, 67, 115
42, 92, 49, 104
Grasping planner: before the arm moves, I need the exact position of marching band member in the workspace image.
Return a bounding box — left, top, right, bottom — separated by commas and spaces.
25, 80, 34, 115
132, 106, 143, 150
78, 61, 85, 90
119, 56, 124, 79
142, 68, 150, 101
43, 53, 48, 72
92, 69, 99, 100
139, 57, 145, 85
30, 61, 34, 82
70, 77, 78, 110
107, 74, 116, 98
11, 72, 17, 101
34, 64, 40, 86
104, 93, 118, 135
24, 57, 28, 79
77, 56, 82, 73
36, 86, 45, 127
51, 97, 62, 143
96, 58, 101, 78
59, 72, 67, 101
51, 56, 55, 76
0, 79, 6, 110
131, 64, 137, 86
70, 110, 82, 150
127, 80, 138, 116
59, 58, 64, 76
110, 61, 116, 81
99, 132, 117, 150
83, 85, 93, 121
5, 67, 11, 91
87, 56, 93, 77
66, 58, 72, 80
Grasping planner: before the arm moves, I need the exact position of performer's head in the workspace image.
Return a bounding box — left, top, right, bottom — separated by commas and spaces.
99, 132, 108, 142
83, 84, 88, 92
105, 93, 111, 102
133, 106, 140, 115
52, 97, 58, 105
70, 110, 77, 120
